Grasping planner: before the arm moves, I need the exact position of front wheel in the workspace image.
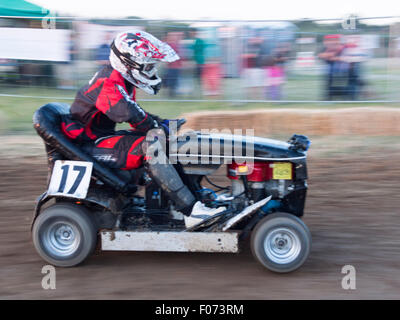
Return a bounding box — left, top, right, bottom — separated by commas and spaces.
32, 203, 97, 267
251, 212, 311, 273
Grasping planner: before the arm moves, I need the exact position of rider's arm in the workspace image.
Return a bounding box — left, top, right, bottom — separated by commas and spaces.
96, 79, 155, 131
147, 112, 164, 124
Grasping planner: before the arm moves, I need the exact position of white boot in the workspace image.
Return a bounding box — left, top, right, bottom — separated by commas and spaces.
184, 201, 226, 229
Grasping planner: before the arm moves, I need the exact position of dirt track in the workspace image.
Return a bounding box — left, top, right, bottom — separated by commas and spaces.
1, 135, 400, 299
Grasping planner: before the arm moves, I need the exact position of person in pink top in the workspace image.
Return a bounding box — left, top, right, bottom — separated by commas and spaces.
265, 42, 290, 100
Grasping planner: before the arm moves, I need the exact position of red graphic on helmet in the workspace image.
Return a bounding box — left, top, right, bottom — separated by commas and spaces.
121, 32, 166, 60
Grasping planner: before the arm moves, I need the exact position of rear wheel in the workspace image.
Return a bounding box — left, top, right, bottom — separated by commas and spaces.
32, 203, 97, 267
251, 212, 311, 273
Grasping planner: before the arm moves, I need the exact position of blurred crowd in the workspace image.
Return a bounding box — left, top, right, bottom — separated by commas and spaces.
139, 28, 370, 101
0, 18, 395, 101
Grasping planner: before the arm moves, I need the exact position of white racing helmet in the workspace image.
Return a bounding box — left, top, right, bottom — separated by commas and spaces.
109, 30, 179, 95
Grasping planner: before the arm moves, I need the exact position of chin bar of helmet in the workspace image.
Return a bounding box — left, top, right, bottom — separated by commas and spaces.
128, 73, 162, 95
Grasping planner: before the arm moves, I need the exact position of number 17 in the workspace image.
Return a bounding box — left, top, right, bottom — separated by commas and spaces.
57, 165, 87, 194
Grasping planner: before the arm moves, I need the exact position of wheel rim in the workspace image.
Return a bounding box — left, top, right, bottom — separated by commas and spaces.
42, 221, 81, 258
263, 227, 301, 264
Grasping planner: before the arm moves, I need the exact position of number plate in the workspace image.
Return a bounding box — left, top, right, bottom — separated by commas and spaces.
48, 160, 93, 199
272, 162, 292, 180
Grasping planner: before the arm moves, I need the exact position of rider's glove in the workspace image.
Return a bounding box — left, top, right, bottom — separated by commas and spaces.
160, 119, 170, 134
159, 119, 185, 135
129, 113, 155, 132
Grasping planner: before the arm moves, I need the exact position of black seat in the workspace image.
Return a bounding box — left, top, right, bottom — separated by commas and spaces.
33, 103, 129, 192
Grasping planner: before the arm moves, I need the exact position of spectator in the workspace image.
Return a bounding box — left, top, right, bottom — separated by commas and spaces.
264, 42, 290, 100
318, 34, 346, 100
341, 35, 367, 100
201, 28, 222, 96
96, 31, 113, 66
191, 30, 207, 93
176, 36, 196, 96
164, 32, 183, 97
241, 35, 264, 99
57, 31, 78, 89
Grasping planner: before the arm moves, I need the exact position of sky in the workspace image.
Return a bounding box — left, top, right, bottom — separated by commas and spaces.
31, 0, 400, 22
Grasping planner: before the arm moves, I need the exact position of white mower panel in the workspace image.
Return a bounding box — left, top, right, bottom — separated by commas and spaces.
101, 231, 239, 253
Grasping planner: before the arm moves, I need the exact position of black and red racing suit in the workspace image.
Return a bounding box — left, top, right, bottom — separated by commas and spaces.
61, 65, 159, 170
62, 65, 197, 213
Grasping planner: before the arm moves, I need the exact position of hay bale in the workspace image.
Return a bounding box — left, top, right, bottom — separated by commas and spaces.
182, 107, 400, 136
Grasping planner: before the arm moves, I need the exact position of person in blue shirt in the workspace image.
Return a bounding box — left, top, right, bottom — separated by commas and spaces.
96, 31, 114, 65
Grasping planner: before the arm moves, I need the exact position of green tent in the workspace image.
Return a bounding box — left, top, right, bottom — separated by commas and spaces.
0, 0, 49, 17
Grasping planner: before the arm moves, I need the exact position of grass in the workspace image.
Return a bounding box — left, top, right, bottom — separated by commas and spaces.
1, 56, 400, 134
1, 86, 400, 134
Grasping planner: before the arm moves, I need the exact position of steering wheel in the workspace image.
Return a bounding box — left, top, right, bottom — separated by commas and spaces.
176, 118, 186, 131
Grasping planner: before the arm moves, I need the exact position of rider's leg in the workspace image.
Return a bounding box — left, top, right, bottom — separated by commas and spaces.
142, 138, 226, 228
87, 134, 146, 170
142, 138, 196, 214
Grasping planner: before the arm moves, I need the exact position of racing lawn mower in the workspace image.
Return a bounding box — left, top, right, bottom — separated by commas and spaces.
31, 103, 311, 273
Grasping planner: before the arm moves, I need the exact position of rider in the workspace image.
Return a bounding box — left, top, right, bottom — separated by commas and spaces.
61, 30, 225, 228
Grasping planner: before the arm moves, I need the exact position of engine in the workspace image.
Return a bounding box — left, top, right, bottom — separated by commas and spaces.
227, 161, 307, 216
